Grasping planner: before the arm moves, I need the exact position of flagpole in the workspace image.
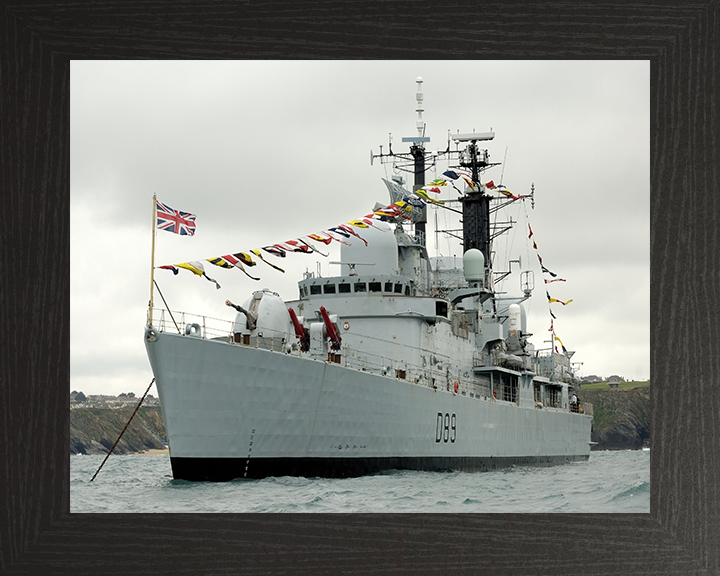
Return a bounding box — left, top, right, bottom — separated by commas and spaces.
149, 194, 157, 326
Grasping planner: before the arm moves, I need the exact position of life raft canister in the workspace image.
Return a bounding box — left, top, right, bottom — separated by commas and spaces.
454, 381, 459, 394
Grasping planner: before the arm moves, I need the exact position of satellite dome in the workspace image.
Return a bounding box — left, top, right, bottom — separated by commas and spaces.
463, 249, 485, 282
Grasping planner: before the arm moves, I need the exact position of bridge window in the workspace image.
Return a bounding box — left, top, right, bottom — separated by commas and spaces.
323, 284, 336, 294
394, 283, 403, 294
310, 285, 322, 295
338, 283, 351, 293
354, 282, 367, 293
385, 282, 393, 292
369, 282, 382, 292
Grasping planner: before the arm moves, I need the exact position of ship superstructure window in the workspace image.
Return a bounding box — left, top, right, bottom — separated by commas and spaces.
499, 373, 519, 404
338, 283, 351, 293
394, 283, 402, 294
435, 301, 448, 318
354, 282, 367, 293
323, 284, 336, 294
534, 382, 542, 404
546, 386, 561, 408
369, 282, 382, 293
310, 285, 322, 295
385, 282, 393, 292
405, 285, 411, 296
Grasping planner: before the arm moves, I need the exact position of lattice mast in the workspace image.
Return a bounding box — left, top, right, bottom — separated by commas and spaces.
371, 77, 500, 261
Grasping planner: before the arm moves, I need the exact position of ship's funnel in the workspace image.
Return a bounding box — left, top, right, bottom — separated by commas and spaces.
463, 248, 485, 283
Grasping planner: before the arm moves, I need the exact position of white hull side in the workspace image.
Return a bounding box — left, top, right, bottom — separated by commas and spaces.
146, 331, 591, 479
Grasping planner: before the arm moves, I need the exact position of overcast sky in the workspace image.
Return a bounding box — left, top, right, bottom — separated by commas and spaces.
70, 60, 649, 397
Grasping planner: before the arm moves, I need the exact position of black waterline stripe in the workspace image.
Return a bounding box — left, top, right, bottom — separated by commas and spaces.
170, 454, 589, 482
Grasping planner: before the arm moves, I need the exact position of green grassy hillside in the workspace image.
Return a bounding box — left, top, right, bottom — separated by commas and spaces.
580, 380, 650, 391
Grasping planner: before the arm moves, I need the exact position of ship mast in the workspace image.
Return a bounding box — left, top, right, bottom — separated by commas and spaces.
370, 77, 499, 262
455, 132, 495, 268
404, 77, 430, 246
371, 77, 434, 248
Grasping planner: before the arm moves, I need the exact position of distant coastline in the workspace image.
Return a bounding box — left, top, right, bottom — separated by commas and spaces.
70, 384, 650, 454
70, 402, 167, 456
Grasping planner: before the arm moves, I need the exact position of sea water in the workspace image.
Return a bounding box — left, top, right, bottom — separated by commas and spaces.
70, 450, 649, 513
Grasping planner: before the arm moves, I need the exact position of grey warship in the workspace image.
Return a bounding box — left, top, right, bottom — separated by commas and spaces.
144, 78, 592, 481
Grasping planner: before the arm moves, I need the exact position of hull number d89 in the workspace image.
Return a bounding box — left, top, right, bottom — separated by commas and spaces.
435, 412, 457, 443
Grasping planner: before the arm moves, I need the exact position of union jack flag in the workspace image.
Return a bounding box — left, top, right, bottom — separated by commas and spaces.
156, 199, 197, 236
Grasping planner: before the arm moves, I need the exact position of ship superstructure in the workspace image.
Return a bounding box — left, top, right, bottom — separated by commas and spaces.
144, 78, 592, 481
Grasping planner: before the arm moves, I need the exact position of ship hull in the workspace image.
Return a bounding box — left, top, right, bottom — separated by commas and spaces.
146, 331, 592, 481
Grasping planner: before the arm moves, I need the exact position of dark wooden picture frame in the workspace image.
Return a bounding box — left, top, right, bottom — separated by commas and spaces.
1, 2, 717, 573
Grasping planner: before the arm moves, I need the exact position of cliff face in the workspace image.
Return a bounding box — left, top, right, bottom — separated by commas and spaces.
70, 406, 167, 455
579, 387, 650, 450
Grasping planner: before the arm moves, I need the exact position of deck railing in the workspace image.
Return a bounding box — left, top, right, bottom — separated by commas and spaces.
149, 307, 494, 398
148, 307, 585, 412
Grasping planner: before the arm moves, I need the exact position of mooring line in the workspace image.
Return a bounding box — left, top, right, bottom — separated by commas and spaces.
89, 377, 155, 482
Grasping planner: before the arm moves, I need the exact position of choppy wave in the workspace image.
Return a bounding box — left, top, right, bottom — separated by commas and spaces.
71, 450, 650, 513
